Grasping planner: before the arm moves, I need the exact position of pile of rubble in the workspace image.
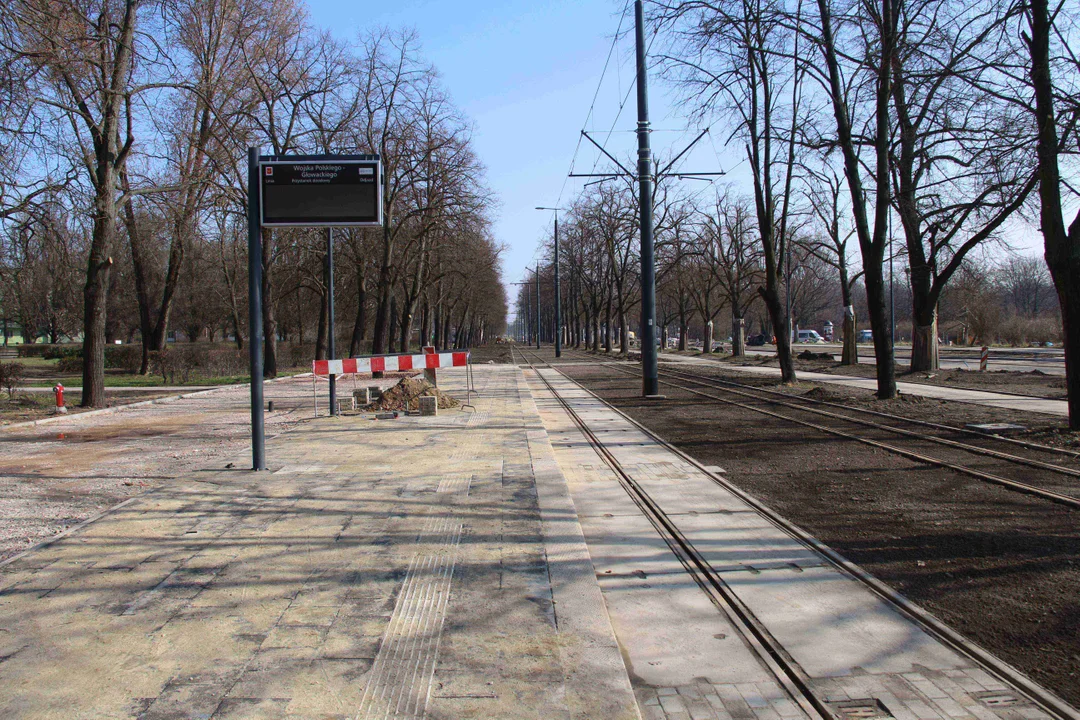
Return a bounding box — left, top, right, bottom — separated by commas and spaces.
366, 377, 459, 413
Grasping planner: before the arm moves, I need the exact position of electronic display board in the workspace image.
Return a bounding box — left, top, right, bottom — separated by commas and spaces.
260, 156, 381, 227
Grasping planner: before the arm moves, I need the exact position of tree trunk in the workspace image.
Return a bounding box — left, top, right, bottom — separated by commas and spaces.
814, 0, 896, 399
842, 308, 858, 365
420, 299, 431, 348
81, 214, 116, 408
732, 314, 746, 357
619, 308, 628, 354
349, 271, 367, 357
120, 174, 156, 376
388, 295, 398, 354
910, 308, 939, 372
371, 219, 394, 355
762, 286, 796, 382
1028, 0, 1080, 428
840, 276, 858, 365
315, 285, 329, 361
398, 295, 412, 352
261, 227, 278, 378
864, 263, 896, 396
603, 297, 612, 352
433, 302, 443, 352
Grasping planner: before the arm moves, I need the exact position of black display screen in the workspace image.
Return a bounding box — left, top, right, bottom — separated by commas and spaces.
260, 159, 381, 226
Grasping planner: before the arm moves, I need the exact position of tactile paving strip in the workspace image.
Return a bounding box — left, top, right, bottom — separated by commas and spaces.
355, 515, 462, 719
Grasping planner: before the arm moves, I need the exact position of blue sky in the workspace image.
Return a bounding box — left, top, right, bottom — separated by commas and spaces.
306, 0, 734, 317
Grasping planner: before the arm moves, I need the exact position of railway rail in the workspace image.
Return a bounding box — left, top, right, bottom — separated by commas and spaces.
530, 346, 1080, 509
508, 344, 1079, 720
511, 344, 836, 720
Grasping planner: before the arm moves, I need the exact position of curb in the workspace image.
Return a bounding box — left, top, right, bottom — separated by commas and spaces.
0, 373, 312, 432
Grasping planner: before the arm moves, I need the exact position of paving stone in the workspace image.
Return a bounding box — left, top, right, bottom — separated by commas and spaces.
0, 366, 637, 720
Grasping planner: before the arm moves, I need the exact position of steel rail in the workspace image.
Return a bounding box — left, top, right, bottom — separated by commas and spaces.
528, 358, 1080, 720
668, 360, 1080, 460
656, 367, 1080, 479
558, 346, 1079, 460
513, 346, 836, 720
598, 363, 1080, 510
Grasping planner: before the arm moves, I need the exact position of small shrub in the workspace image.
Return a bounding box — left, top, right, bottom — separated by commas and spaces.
104, 344, 143, 373
17, 344, 76, 359
285, 342, 317, 369
57, 356, 83, 374
0, 362, 25, 398
150, 347, 201, 385
204, 346, 246, 377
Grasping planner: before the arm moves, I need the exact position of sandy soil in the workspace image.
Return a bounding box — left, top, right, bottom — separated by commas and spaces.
562, 362, 1080, 709
0, 377, 317, 563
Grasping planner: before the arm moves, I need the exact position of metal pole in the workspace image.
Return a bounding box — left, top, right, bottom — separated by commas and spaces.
635, 0, 659, 397
246, 147, 266, 471
327, 227, 337, 416
554, 214, 562, 358
536, 263, 541, 350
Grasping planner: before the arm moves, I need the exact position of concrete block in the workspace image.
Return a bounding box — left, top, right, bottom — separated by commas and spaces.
423, 368, 437, 386
419, 396, 437, 417
353, 388, 371, 405
337, 398, 355, 413
368, 385, 383, 401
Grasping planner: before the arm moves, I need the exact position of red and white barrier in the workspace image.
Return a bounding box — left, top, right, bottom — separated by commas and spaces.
313, 351, 470, 376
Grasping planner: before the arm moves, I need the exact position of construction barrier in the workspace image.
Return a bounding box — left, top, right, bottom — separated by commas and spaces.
311, 350, 475, 417
313, 351, 469, 376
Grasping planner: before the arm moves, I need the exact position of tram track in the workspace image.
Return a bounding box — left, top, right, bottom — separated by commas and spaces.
509, 344, 1080, 720
556, 352, 1080, 509
510, 344, 837, 720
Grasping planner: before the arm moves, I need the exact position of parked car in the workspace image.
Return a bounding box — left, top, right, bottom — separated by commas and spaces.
746, 333, 770, 347
797, 330, 825, 343
856, 329, 873, 343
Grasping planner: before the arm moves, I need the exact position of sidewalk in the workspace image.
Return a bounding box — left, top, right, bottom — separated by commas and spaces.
661, 354, 1069, 417
0, 366, 638, 719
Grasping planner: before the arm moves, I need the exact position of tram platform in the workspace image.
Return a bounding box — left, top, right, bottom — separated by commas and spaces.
0, 364, 1073, 720
0, 365, 637, 719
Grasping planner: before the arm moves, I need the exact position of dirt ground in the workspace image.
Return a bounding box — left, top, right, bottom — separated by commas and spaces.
0, 377, 318, 564
687, 350, 1070, 400
561, 361, 1080, 709
0, 389, 178, 425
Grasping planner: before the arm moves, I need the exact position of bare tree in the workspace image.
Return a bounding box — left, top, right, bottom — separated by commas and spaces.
1017, 0, 1080, 427
807, 0, 899, 398
801, 165, 862, 363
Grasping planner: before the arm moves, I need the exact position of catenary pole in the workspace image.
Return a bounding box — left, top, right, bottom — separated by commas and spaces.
536, 262, 542, 350
327, 227, 337, 416
635, 0, 659, 396
246, 148, 266, 471
537, 207, 563, 357
554, 214, 561, 357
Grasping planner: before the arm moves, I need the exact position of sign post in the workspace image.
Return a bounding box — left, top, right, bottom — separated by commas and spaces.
248, 153, 382, 469
247, 148, 266, 470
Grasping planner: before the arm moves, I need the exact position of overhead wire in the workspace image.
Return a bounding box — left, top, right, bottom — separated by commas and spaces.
555, 0, 633, 209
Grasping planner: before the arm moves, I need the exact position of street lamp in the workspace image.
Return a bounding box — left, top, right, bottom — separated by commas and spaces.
536, 207, 564, 358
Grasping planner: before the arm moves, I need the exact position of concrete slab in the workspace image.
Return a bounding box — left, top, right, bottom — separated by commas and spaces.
0, 365, 639, 720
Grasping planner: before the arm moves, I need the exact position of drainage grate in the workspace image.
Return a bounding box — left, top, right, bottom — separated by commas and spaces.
830, 699, 893, 719
973, 691, 1024, 708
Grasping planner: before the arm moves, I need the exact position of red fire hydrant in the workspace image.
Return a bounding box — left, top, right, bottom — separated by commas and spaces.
53, 383, 67, 414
